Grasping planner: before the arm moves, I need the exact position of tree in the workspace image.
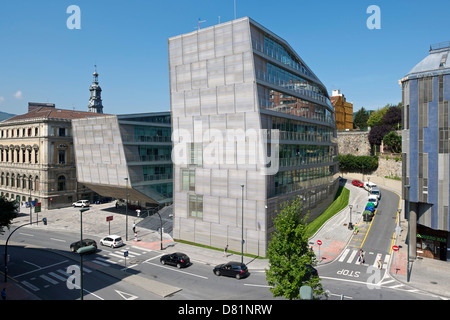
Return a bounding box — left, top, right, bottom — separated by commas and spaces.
353, 107, 370, 129
367, 105, 389, 128
0, 196, 19, 235
368, 124, 393, 146
382, 105, 402, 129
383, 131, 402, 153
266, 197, 323, 300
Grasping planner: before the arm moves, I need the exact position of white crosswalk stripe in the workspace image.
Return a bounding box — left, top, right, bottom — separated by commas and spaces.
338, 249, 390, 267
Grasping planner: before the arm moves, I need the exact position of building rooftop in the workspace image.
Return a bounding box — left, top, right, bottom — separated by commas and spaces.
405, 41, 450, 78
2, 105, 108, 124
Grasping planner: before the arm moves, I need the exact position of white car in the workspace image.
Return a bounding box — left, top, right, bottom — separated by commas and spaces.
100, 235, 123, 248
368, 195, 378, 207
72, 200, 90, 207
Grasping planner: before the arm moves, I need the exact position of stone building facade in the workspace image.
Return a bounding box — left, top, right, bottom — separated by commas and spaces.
0, 103, 105, 210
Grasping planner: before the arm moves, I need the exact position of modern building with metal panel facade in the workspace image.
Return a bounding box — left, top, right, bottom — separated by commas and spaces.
72, 112, 172, 207
401, 42, 450, 261
169, 17, 339, 256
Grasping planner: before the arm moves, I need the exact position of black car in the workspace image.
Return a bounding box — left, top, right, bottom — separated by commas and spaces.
160, 252, 190, 268
213, 261, 249, 279
306, 265, 318, 277
70, 239, 97, 254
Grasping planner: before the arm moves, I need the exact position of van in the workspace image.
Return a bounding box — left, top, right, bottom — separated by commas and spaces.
370, 186, 381, 200
368, 195, 378, 207
364, 181, 377, 192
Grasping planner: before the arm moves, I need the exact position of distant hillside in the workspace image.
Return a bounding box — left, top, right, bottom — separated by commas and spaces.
0, 111, 16, 122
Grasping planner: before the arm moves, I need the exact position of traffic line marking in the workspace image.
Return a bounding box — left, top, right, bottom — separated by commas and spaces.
339, 248, 350, 262
48, 271, 67, 282
21, 281, 39, 292
347, 250, 358, 263
40, 274, 58, 285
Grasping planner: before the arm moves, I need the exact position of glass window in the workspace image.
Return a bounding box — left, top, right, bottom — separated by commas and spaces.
182, 169, 195, 191
57, 175, 66, 191
189, 195, 203, 219
190, 143, 203, 166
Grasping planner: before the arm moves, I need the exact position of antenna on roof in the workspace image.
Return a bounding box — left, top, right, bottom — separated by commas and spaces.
198, 18, 206, 30
234, 0, 237, 19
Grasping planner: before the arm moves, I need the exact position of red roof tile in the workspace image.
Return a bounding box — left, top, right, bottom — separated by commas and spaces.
4, 107, 109, 123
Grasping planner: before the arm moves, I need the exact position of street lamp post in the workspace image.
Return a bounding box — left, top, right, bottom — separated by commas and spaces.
3, 218, 47, 282
79, 207, 90, 300
348, 204, 353, 230
241, 184, 244, 264
157, 212, 163, 250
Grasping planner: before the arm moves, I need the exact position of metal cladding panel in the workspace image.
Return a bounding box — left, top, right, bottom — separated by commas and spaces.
72, 116, 129, 187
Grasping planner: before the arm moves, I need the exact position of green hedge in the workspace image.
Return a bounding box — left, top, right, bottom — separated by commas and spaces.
338, 154, 378, 172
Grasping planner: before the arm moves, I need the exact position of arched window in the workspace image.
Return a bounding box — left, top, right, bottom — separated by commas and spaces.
57, 175, 66, 191
35, 176, 39, 191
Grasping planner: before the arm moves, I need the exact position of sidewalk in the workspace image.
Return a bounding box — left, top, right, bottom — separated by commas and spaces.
389, 219, 450, 299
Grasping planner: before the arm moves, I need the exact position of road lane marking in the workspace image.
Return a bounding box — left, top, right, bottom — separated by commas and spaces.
15, 260, 69, 278
145, 261, 208, 279
48, 272, 67, 282
40, 274, 58, 285
50, 238, 66, 242
21, 281, 39, 292
347, 250, 357, 263
244, 283, 272, 288
23, 260, 41, 268
339, 249, 350, 262
19, 233, 34, 237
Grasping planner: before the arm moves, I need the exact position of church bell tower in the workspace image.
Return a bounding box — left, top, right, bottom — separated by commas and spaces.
88, 66, 104, 113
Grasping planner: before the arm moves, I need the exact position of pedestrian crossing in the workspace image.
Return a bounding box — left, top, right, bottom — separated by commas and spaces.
19, 246, 154, 292
338, 248, 390, 268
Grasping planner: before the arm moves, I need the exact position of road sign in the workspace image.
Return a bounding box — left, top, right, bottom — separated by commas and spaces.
124, 251, 128, 257
317, 240, 322, 246
106, 216, 113, 222
392, 245, 399, 251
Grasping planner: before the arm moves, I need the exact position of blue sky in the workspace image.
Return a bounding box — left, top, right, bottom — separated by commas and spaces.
0, 0, 449, 115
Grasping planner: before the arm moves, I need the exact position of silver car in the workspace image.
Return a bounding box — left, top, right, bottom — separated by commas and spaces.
100, 235, 124, 248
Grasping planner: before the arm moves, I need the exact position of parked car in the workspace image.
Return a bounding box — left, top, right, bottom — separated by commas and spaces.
72, 200, 90, 208
160, 252, 190, 268
70, 239, 97, 253
370, 186, 381, 200
352, 179, 364, 187
306, 265, 319, 277
213, 261, 249, 279
100, 235, 124, 248
364, 182, 377, 192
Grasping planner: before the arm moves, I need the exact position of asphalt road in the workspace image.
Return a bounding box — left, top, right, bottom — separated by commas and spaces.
316, 186, 440, 300
0, 227, 274, 300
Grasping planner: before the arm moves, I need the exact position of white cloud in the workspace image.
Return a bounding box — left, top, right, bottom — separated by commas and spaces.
14, 90, 23, 99
0, 96, 4, 104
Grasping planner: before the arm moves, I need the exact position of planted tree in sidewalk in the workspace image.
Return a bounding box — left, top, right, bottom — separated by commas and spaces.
0, 196, 19, 234
266, 197, 323, 300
